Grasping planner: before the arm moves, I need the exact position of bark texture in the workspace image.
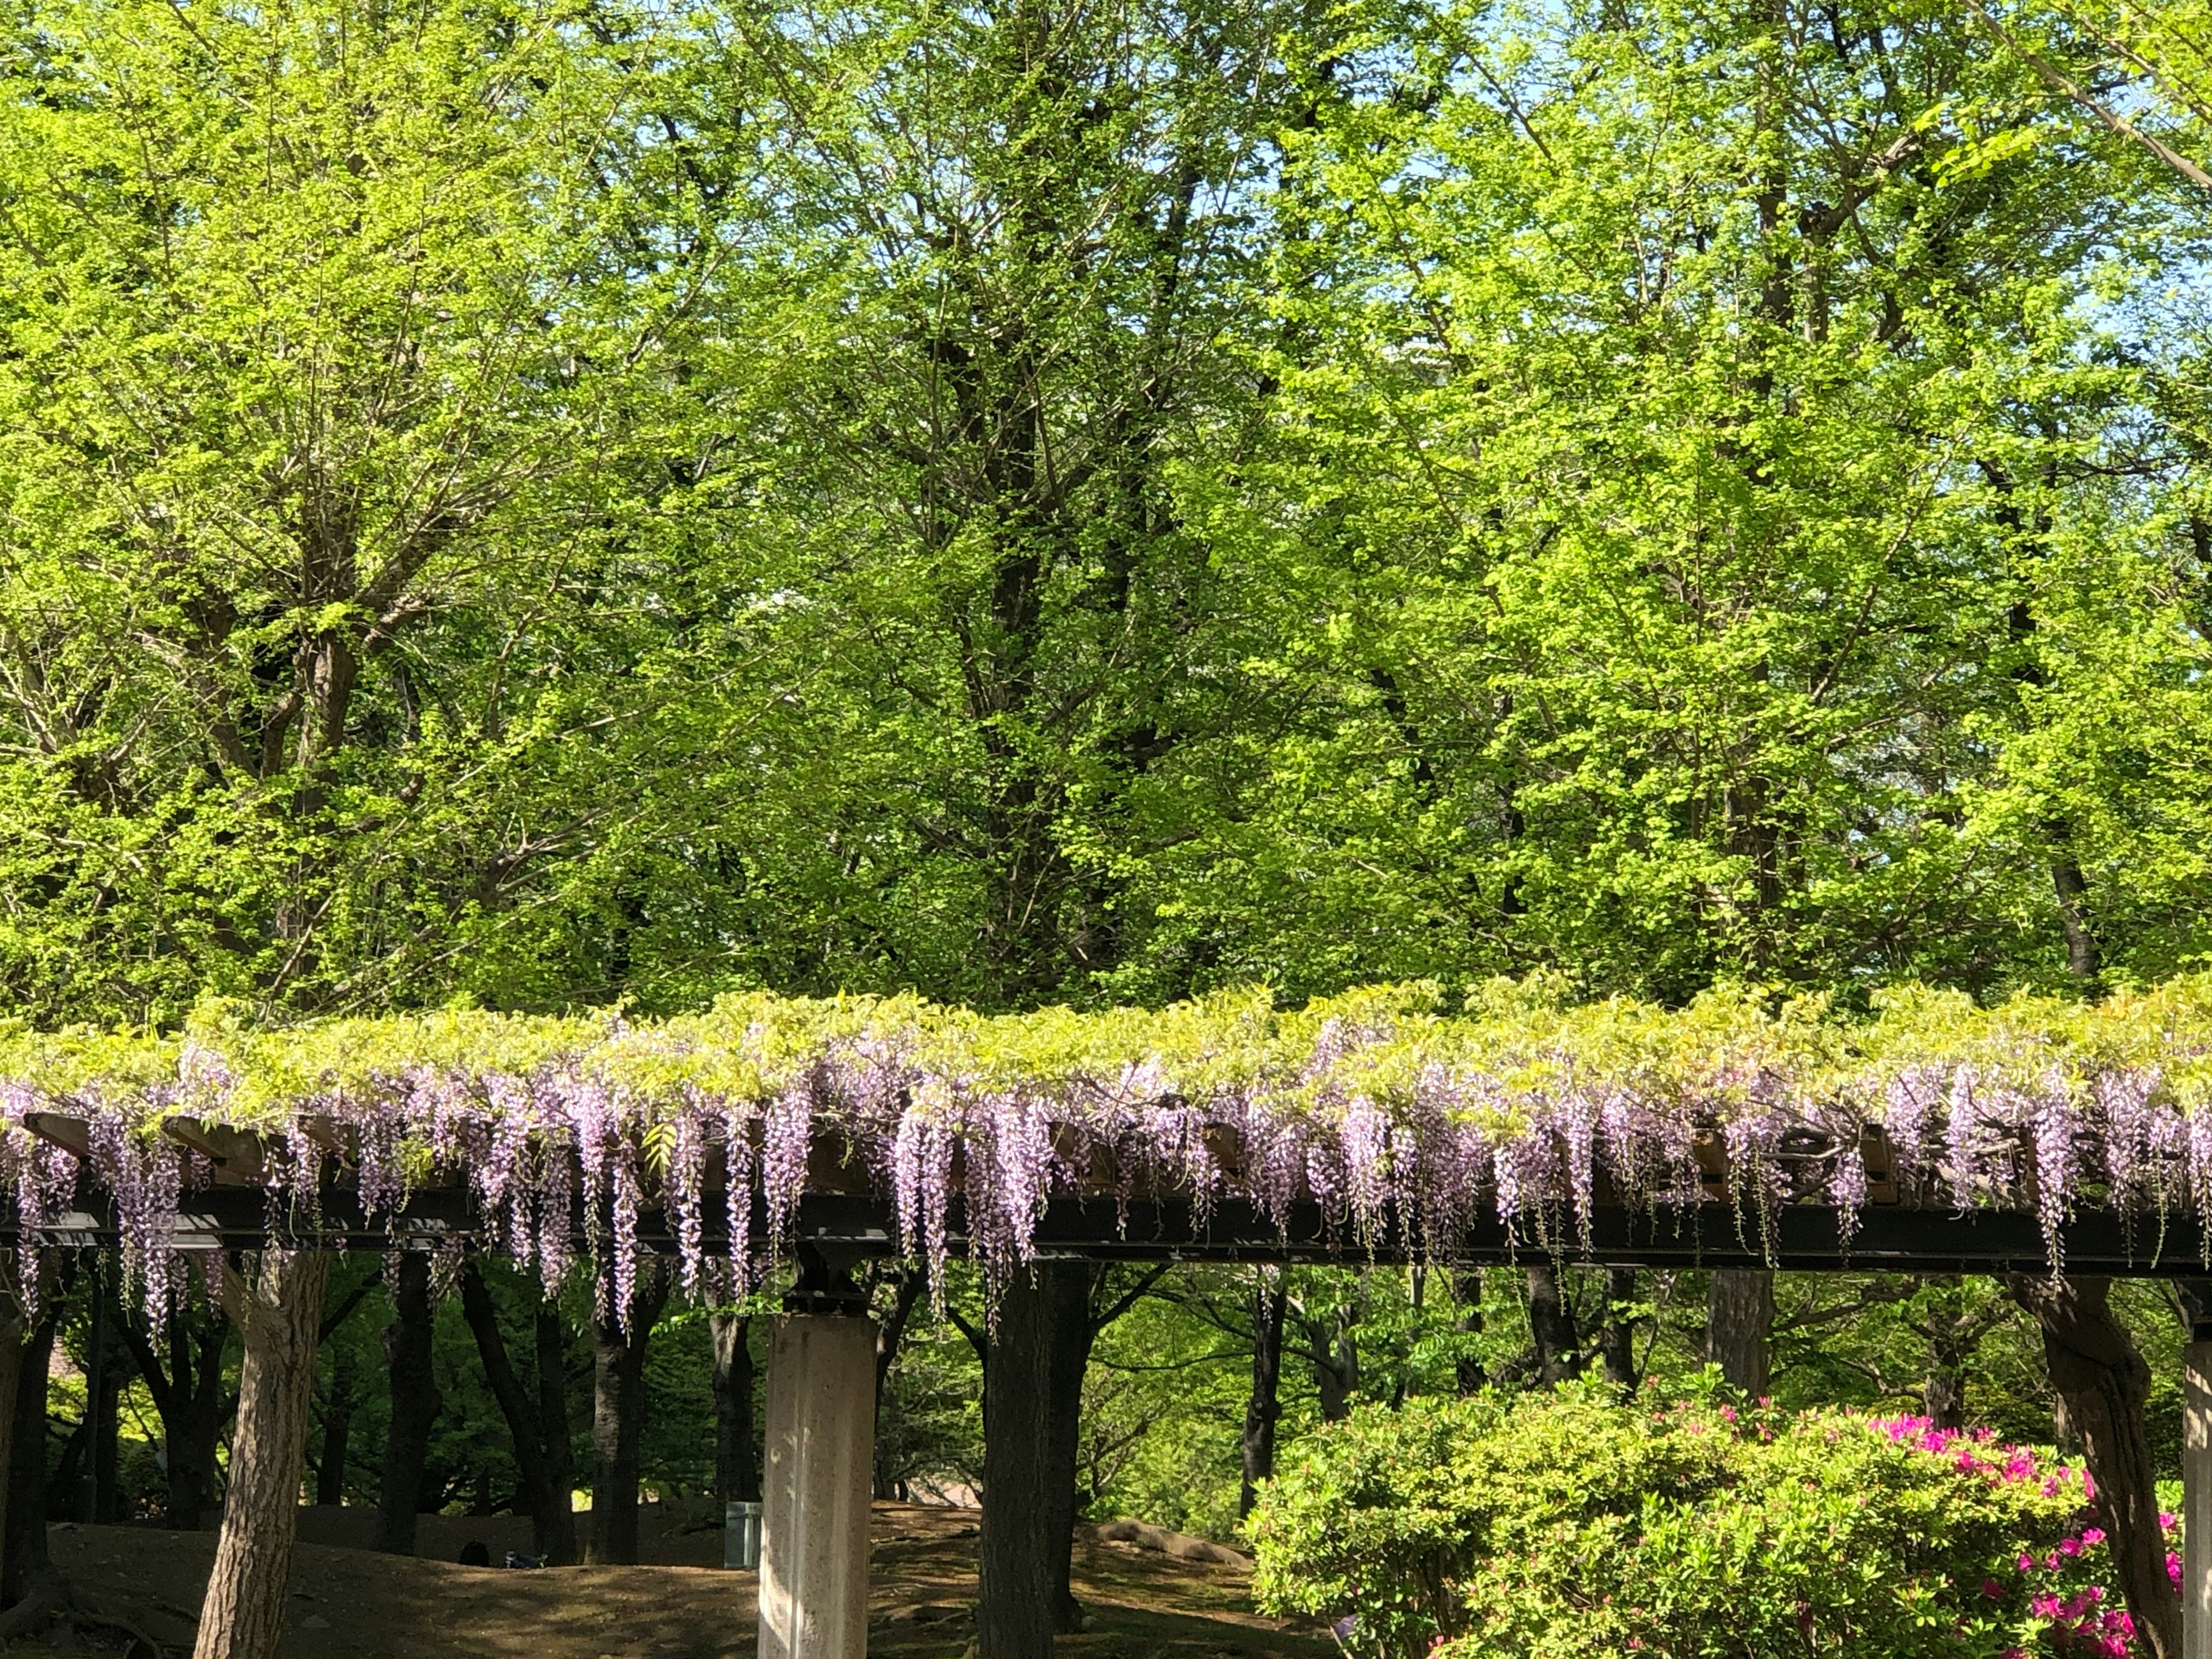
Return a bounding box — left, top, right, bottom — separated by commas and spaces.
978, 1267, 1057, 1659
1707, 1270, 1775, 1395
711, 1312, 756, 1507
374, 1252, 442, 1555
586, 1264, 669, 1566
2011, 1274, 2179, 1659
1240, 1270, 1288, 1518
459, 1263, 577, 1563
192, 1249, 330, 1659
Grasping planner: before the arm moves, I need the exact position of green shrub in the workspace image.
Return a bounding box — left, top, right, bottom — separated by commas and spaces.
1247, 1379, 2132, 1658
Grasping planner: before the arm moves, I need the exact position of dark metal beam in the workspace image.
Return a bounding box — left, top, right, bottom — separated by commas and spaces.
24, 1187, 2212, 1277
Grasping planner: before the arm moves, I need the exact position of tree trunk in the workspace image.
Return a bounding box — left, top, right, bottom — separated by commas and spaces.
535, 1302, 578, 1562
1041, 1263, 1094, 1636
459, 1263, 575, 1563
1597, 1268, 1640, 1388
586, 1264, 669, 1566
0, 1304, 25, 1593
711, 1313, 756, 1507
1300, 1306, 1358, 1422
316, 1349, 353, 1507
1453, 1271, 1486, 1394
1707, 1270, 1774, 1396
978, 1268, 1057, 1659
5, 1308, 56, 1602
90, 1350, 123, 1525
870, 1269, 924, 1498
192, 1249, 330, 1659
1240, 1270, 1287, 1518
1526, 1264, 1581, 1384
374, 1253, 442, 1556
2011, 1274, 2178, 1659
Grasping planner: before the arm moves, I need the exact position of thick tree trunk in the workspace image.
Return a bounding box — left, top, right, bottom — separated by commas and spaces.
5, 1309, 56, 1603
459, 1264, 575, 1563
1525, 1264, 1581, 1384
316, 1349, 353, 1507
0, 1305, 24, 1592
711, 1313, 756, 1507
1041, 1263, 1094, 1636
978, 1268, 1057, 1659
374, 1253, 442, 1556
2012, 1275, 2178, 1659
535, 1302, 578, 1559
192, 1249, 330, 1659
586, 1265, 669, 1567
1707, 1270, 1774, 1396
1240, 1270, 1287, 1518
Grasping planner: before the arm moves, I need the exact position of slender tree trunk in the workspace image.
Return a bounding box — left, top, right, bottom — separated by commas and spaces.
870, 1269, 924, 1497
90, 1353, 123, 1525
1707, 1270, 1774, 1396
711, 1313, 756, 1507
1453, 1271, 1487, 1394
586, 1265, 668, 1566
173, 1321, 228, 1530
535, 1302, 578, 1562
978, 1268, 1057, 1659
1525, 1264, 1581, 1384
2011, 1275, 2178, 1659
1597, 1268, 1640, 1389
5, 1309, 56, 1602
458, 1264, 574, 1563
1240, 1270, 1287, 1518
375, 1253, 442, 1555
316, 1350, 353, 1507
1041, 1263, 1094, 1636
192, 1249, 330, 1659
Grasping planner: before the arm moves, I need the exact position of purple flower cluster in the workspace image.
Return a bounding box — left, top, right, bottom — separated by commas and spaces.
0, 1006, 2209, 1319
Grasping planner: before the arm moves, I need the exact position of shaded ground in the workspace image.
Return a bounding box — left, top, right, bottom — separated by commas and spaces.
16, 1503, 1332, 1659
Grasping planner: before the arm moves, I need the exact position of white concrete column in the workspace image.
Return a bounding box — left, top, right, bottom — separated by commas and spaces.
758, 1313, 876, 1659
2188, 1338, 2212, 1659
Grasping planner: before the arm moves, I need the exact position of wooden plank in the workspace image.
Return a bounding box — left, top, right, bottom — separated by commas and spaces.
1859, 1124, 1900, 1205
22, 1112, 90, 1162
161, 1117, 267, 1186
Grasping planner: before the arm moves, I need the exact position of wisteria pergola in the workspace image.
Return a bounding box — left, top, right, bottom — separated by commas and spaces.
12, 975, 2212, 1659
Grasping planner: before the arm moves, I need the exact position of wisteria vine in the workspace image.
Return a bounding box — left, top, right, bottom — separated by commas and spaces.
4, 974, 2212, 1323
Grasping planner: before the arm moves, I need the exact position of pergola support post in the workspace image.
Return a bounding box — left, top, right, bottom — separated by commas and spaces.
757, 1254, 874, 1659
2187, 1334, 2211, 1659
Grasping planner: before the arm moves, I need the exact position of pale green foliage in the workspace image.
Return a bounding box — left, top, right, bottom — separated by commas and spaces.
8, 971, 2212, 1137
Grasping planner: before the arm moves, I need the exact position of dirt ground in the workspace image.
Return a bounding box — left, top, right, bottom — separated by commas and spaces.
14, 1503, 1335, 1659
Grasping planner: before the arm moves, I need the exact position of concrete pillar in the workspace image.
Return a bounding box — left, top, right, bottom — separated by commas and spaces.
757, 1313, 876, 1659
2188, 1338, 2212, 1659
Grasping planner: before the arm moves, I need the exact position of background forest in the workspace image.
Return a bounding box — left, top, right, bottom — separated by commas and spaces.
2, 0, 2211, 1569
